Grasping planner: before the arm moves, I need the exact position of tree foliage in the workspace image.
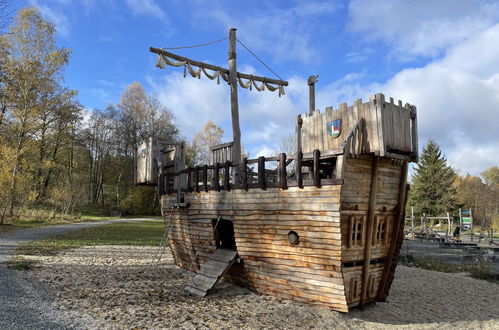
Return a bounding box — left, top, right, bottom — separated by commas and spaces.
189, 120, 224, 165
408, 139, 457, 216
0, 9, 178, 222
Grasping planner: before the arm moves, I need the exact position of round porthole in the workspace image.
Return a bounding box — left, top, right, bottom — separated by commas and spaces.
288, 231, 300, 246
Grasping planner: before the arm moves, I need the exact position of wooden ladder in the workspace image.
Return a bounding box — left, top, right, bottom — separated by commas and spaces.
185, 248, 238, 297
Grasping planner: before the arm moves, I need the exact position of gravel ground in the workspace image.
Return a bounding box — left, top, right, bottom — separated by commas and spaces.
0, 218, 153, 330
19, 245, 499, 329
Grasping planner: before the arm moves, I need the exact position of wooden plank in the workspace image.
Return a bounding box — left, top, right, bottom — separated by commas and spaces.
359, 156, 379, 305
376, 161, 408, 301
258, 156, 266, 190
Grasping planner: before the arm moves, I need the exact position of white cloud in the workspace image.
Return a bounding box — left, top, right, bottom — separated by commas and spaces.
146, 71, 230, 140
315, 23, 499, 175
190, 1, 339, 63
348, 0, 499, 59
147, 20, 499, 176
125, 0, 167, 21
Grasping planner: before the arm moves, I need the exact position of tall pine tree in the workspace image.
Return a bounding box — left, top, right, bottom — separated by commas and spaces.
408, 139, 457, 216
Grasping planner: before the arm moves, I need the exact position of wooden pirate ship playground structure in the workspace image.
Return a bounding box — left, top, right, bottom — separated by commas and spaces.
137, 29, 419, 312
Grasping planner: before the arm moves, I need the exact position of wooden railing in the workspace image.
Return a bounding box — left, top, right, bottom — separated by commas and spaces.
210, 142, 233, 164
158, 149, 345, 195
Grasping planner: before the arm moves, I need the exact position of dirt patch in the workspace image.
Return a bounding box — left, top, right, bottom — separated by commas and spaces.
22, 246, 499, 329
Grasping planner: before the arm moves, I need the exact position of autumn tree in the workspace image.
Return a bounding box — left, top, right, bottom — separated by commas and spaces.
190, 120, 224, 165
0, 8, 76, 222
408, 140, 457, 216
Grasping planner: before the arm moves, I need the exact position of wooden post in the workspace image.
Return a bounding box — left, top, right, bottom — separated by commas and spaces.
213, 163, 220, 191
278, 153, 287, 190
158, 173, 165, 195
308, 75, 319, 115
296, 115, 303, 154
360, 156, 379, 305
164, 173, 170, 194
446, 212, 452, 241
459, 208, 462, 227
258, 156, 266, 190
203, 165, 208, 192
185, 168, 191, 192
296, 151, 303, 188
313, 149, 321, 187
224, 161, 231, 191
194, 166, 199, 193
377, 161, 408, 301
411, 206, 414, 239
423, 213, 427, 241
228, 28, 242, 168
242, 158, 248, 190
470, 208, 473, 231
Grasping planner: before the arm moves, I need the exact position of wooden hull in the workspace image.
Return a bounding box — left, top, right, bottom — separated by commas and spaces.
161, 155, 408, 312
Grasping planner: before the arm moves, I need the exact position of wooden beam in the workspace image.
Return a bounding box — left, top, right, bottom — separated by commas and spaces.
359, 156, 379, 306
150, 47, 289, 87
224, 161, 231, 191
258, 156, 266, 190
165, 173, 170, 194
194, 166, 199, 193
242, 157, 248, 190
203, 165, 208, 192
213, 163, 220, 191
279, 153, 287, 190
313, 150, 321, 187
158, 173, 165, 195
296, 151, 303, 188
377, 161, 408, 301
228, 28, 242, 167
186, 168, 192, 192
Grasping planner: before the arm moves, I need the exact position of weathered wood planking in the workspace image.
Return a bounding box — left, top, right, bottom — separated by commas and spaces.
163, 185, 349, 311
299, 93, 416, 161
339, 155, 404, 306
161, 153, 407, 311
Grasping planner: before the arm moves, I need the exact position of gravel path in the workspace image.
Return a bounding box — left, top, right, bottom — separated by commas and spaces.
0, 218, 154, 330
21, 245, 499, 329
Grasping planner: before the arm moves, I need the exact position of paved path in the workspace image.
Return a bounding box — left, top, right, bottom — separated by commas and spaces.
0, 218, 155, 329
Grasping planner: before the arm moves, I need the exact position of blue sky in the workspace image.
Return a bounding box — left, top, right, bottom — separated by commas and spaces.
13, 0, 499, 176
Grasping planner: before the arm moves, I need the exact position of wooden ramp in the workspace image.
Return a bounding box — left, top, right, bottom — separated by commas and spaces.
185, 248, 238, 297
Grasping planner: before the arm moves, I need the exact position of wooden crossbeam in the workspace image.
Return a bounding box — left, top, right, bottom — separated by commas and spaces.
150, 47, 289, 87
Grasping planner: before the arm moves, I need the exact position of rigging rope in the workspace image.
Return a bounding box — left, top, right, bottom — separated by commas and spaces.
161, 37, 228, 50
236, 38, 283, 81
155, 37, 286, 97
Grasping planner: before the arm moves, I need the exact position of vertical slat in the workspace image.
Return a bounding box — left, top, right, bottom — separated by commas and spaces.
213, 163, 220, 191
158, 173, 165, 195
340, 103, 348, 136
410, 105, 418, 161
377, 161, 408, 301
203, 165, 208, 192
165, 173, 170, 194
278, 153, 287, 190
242, 157, 248, 190
325, 106, 333, 150
375, 93, 386, 157
313, 149, 320, 187
224, 161, 230, 191
368, 95, 378, 153
258, 156, 266, 190
194, 166, 199, 192
296, 115, 303, 153
360, 156, 379, 306
186, 168, 192, 192
296, 151, 303, 188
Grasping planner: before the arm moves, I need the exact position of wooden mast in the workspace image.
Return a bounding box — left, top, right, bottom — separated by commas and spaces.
228, 28, 242, 167
150, 30, 289, 169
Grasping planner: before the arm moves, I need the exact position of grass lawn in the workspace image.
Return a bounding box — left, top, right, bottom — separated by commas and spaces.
0, 214, 160, 234
16, 220, 165, 257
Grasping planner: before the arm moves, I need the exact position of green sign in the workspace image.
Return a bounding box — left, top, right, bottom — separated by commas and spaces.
462, 217, 471, 224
